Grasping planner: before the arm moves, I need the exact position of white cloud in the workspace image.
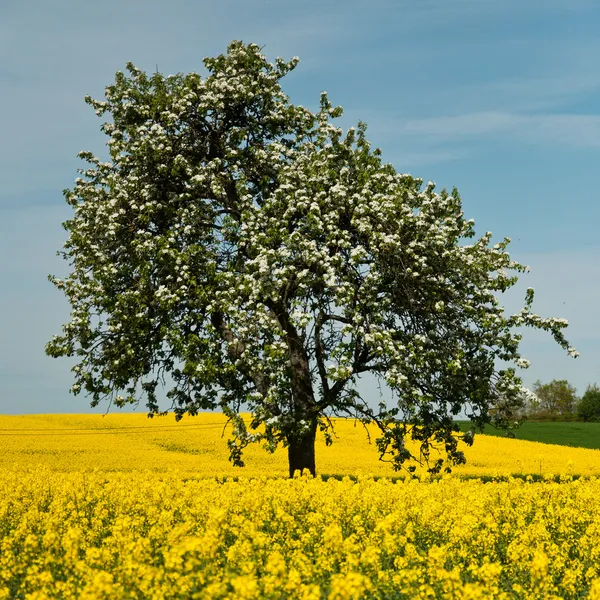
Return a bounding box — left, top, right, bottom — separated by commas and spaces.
461, 69, 600, 114
400, 112, 600, 149
346, 109, 600, 167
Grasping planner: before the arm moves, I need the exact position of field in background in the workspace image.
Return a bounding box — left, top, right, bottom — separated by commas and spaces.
2, 413, 600, 477
458, 420, 600, 451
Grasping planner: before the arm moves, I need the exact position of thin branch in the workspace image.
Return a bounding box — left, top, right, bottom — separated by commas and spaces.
314, 310, 330, 399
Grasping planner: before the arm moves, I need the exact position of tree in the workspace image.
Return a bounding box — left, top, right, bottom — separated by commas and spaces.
45, 41, 579, 477
577, 384, 600, 422
531, 379, 578, 419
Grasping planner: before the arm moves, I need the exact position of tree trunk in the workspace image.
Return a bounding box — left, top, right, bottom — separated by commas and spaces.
287, 420, 317, 478
265, 300, 320, 478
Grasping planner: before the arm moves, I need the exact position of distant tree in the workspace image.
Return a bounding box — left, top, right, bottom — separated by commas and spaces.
45, 41, 579, 477
577, 384, 600, 422
531, 379, 578, 419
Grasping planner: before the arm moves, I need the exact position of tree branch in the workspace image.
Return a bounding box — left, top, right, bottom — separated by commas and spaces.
315, 310, 330, 399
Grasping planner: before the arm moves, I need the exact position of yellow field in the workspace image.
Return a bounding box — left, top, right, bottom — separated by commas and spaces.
1, 412, 600, 477
2, 414, 600, 598
1, 470, 600, 599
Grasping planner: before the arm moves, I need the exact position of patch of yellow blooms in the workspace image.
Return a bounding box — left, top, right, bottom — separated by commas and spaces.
1, 412, 600, 477
1, 470, 600, 599
1, 414, 600, 598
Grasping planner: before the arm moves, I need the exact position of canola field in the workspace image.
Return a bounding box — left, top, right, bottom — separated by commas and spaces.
2, 412, 600, 477
1, 413, 600, 599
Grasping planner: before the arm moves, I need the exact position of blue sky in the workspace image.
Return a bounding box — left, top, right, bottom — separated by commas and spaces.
1, 0, 599, 415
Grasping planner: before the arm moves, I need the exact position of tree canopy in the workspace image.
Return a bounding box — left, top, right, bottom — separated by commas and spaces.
46, 41, 579, 477
577, 384, 600, 422
531, 379, 578, 419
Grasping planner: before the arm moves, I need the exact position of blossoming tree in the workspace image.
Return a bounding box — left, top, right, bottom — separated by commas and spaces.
46, 41, 578, 477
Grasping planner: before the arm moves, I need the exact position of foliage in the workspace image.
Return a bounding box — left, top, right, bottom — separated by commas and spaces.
2, 469, 600, 599
2, 413, 600, 477
577, 384, 600, 422
46, 40, 578, 476
529, 379, 579, 419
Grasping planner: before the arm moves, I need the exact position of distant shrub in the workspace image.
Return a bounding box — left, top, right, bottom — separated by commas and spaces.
525, 409, 578, 422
